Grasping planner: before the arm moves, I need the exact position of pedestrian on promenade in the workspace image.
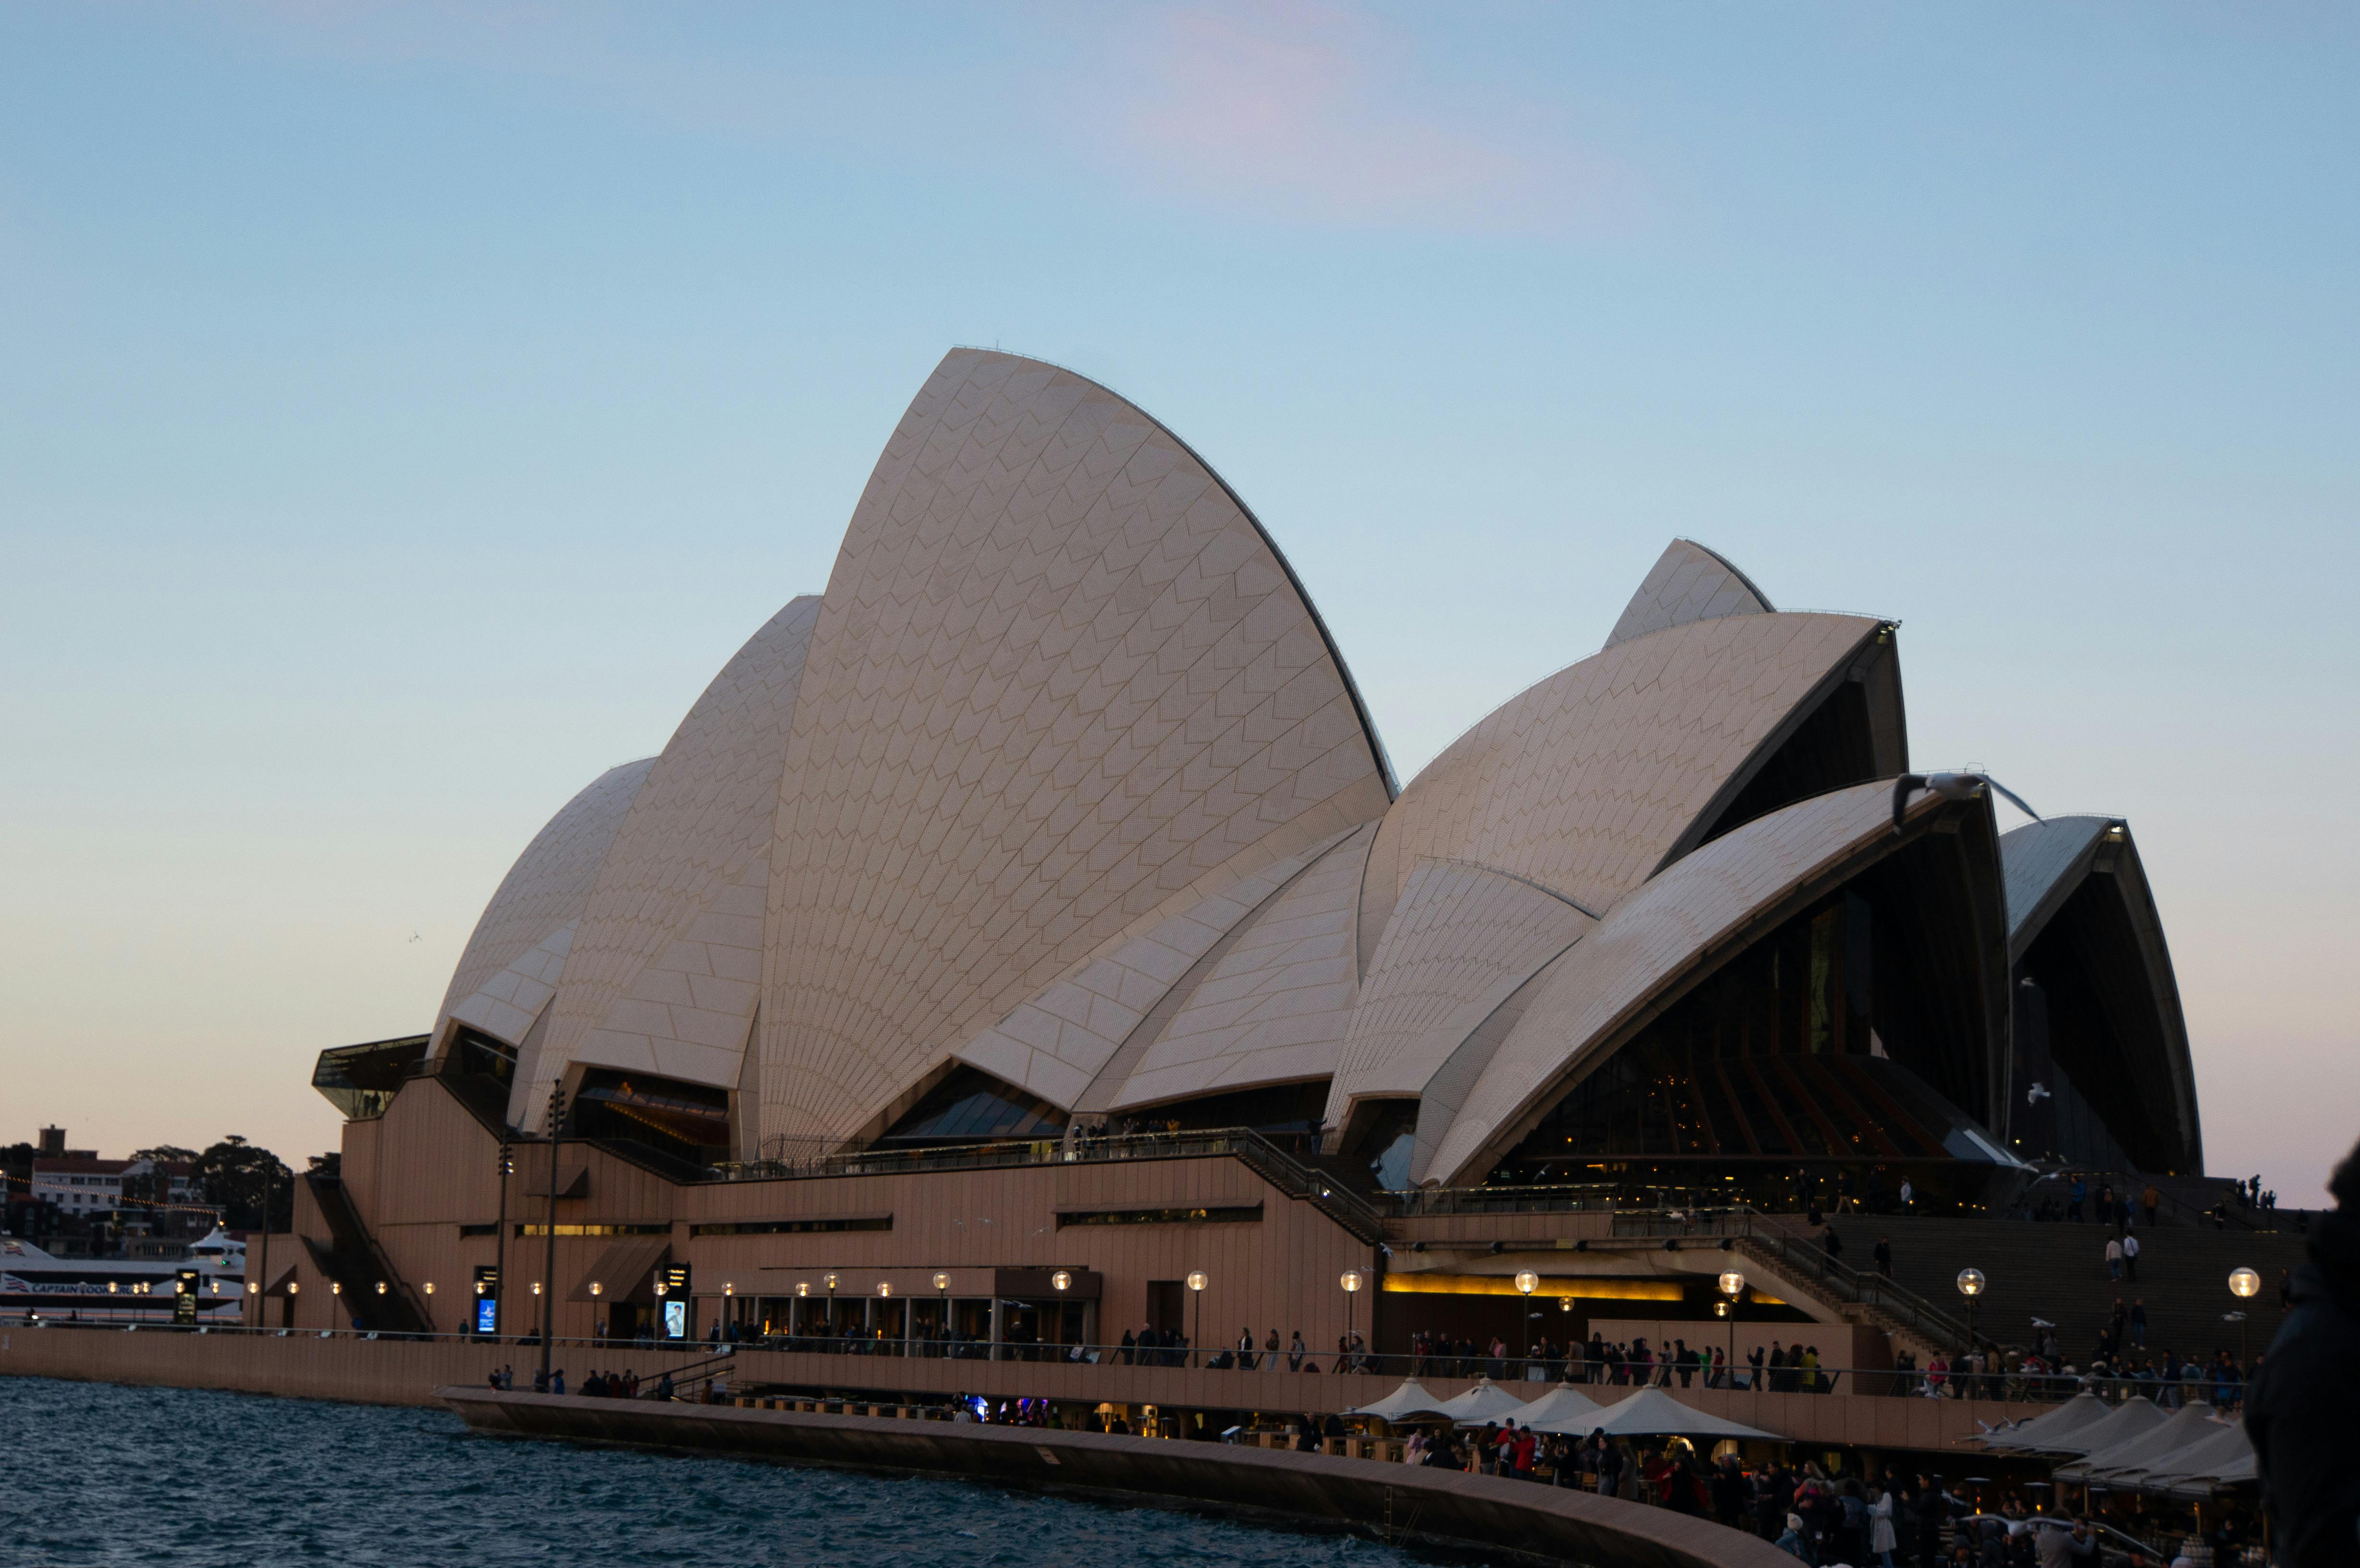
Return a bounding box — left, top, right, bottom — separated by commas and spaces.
2123, 1232, 2140, 1282
2130, 1300, 2147, 1348
2105, 1236, 2124, 1281
1288, 1330, 1305, 1371
2142, 1183, 2160, 1226
1875, 1237, 1894, 1278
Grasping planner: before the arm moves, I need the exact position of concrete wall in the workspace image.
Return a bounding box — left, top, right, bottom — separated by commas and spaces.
442, 1389, 1795, 1568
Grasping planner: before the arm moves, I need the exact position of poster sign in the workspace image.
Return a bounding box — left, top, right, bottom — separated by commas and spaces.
663, 1298, 687, 1340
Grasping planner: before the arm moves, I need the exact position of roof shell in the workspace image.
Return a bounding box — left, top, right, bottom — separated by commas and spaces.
1358, 612, 1887, 952
433, 757, 655, 1054
1603, 539, 1774, 650
1423, 777, 1977, 1187
757, 349, 1392, 1150
525, 596, 823, 1119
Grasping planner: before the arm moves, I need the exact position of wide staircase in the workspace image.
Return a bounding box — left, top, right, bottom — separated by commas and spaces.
301, 1173, 433, 1335
1824, 1213, 2310, 1364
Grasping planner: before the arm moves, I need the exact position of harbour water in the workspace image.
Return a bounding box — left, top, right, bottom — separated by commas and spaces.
2, 1377, 1426, 1567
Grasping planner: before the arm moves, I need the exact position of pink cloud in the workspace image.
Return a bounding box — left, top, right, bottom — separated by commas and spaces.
1100, 0, 1616, 232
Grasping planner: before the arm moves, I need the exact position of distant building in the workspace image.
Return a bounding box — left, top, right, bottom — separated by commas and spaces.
32, 1158, 131, 1215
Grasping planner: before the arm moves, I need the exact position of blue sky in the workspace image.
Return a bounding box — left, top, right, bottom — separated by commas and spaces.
3, 2, 2353, 1200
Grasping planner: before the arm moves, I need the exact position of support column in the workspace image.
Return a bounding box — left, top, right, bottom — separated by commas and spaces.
989, 1296, 1004, 1362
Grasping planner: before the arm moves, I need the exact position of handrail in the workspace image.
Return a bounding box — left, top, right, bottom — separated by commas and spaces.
12, 1316, 2257, 1412
1729, 1216, 1981, 1351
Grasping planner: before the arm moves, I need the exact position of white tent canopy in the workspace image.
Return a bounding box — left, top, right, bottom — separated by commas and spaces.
2030, 1396, 2165, 1457
1347, 1379, 1454, 1422
1979, 1393, 2110, 1452
1505, 1383, 1612, 1434
1584, 1386, 1785, 1441
1438, 1377, 1536, 1426
2137, 1423, 2254, 1496
2057, 1403, 2224, 1483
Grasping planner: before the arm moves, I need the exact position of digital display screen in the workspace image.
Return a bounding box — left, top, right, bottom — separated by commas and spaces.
663, 1299, 687, 1339
477, 1298, 498, 1335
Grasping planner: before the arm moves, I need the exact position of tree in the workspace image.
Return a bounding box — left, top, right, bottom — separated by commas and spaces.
194, 1137, 294, 1231
126, 1145, 203, 1207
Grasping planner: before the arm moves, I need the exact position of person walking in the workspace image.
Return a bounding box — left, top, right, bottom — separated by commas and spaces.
2141, 1182, 2161, 1227
1875, 1237, 1894, 1278
2122, 1231, 2140, 1282
2105, 1236, 2124, 1281
1870, 1482, 1900, 1568
2130, 1299, 2148, 1349
1288, 1330, 1305, 1371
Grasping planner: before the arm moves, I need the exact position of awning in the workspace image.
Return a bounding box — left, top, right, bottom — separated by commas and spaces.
2057, 1402, 2225, 1484
2028, 1394, 2165, 1457
1584, 1386, 1784, 1441
1437, 1377, 1535, 1426
569, 1237, 670, 1304
1506, 1383, 1613, 1434
1978, 1391, 2109, 1451
1347, 1379, 1454, 1421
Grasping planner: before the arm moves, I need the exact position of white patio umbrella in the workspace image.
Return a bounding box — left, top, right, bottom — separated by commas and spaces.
1504, 1382, 1612, 1433
1436, 1377, 1535, 1425
1346, 1378, 1454, 1422
1586, 1386, 1785, 1441
2057, 1402, 2223, 1484
1977, 1392, 2110, 1452
2030, 1395, 2165, 1457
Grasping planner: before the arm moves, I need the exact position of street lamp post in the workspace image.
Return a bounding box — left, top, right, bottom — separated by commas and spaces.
1719, 1270, 1745, 1386
2227, 1267, 2260, 1366
935, 1271, 951, 1356
1956, 1268, 1987, 1381
1186, 1271, 1207, 1367
1514, 1270, 1539, 1369
493, 1140, 512, 1340
540, 1082, 565, 1389
826, 1272, 838, 1347
1341, 1270, 1364, 1371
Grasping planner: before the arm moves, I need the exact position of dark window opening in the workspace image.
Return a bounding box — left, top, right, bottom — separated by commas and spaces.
688, 1216, 892, 1237
1699, 680, 1880, 846
1488, 826, 2005, 1192
874, 1066, 1067, 1147
2013, 873, 2181, 1171
1056, 1205, 1264, 1227
453, 1027, 518, 1087
1110, 1081, 1331, 1146
569, 1069, 731, 1168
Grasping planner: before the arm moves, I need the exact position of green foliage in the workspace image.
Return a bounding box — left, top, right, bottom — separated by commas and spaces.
194, 1137, 295, 1230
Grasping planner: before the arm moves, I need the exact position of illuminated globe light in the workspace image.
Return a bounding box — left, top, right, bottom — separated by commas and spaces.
2228, 1267, 2261, 1299
655, 1281, 668, 1298
1340, 1270, 1364, 1294
1955, 1268, 1986, 1298
287, 1281, 299, 1296
796, 1282, 810, 1298
878, 1281, 893, 1298
1513, 1270, 1539, 1297
588, 1281, 602, 1298
1051, 1271, 1071, 1293
1186, 1271, 1207, 1292
422, 1281, 434, 1297
933, 1273, 950, 1291
825, 1273, 839, 1291
1719, 1271, 1745, 1299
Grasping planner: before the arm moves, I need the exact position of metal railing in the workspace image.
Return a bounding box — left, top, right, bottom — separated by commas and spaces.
11, 1316, 2255, 1412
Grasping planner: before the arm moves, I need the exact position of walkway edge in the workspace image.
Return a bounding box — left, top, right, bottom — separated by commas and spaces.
436, 1388, 1795, 1568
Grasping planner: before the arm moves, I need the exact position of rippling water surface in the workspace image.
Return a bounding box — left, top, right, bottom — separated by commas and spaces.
4, 1377, 1432, 1568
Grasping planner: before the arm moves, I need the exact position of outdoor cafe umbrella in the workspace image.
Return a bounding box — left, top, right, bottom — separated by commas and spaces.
2027, 1394, 2166, 1457
1436, 1377, 1534, 1426
1347, 1379, 1453, 1422
2055, 1402, 2223, 1484
1580, 1386, 1785, 1442
2136, 1422, 2253, 1497
1502, 1382, 1611, 1432
1977, 1392, 2110, 1452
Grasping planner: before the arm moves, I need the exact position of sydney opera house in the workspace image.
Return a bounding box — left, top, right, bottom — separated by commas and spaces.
263, 349, 2200, 1361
